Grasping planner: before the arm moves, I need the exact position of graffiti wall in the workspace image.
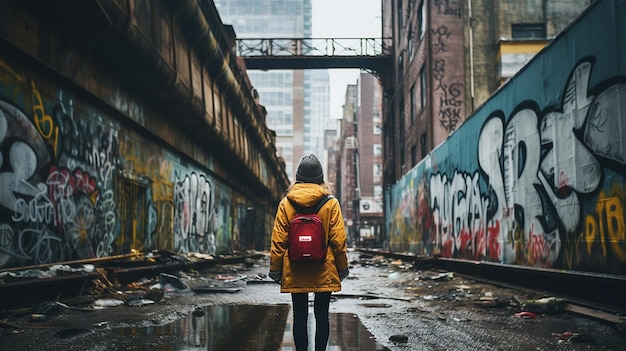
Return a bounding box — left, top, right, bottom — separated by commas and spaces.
0, 53, 267, 269
386, 0, 626, 275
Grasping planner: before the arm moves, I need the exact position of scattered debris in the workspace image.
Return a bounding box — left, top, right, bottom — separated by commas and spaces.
452, 317, 471, 322
521, 297, 566, 314
92, 321, 109, 328
35, 301, 71, 316
126, 298, 155, 307
159, 273, 190, 291
28, 314, 47, 322
514, 311, 537, 319
94, 299, 124, 308
145, 287, 165, 302
477, 295, 513, 308
432, 272, 454, 281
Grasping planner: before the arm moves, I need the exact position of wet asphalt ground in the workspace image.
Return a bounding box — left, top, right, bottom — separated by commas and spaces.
1, 249, 625, 350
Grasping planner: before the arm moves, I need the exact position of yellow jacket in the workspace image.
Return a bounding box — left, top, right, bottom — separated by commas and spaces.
270, 183, 348, 293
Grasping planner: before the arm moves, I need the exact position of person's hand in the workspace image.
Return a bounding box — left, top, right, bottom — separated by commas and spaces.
338, 269, 349, 282
269, 270, 282, 284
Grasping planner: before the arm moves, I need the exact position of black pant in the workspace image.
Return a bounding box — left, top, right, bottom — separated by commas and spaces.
291, 292, 331, 351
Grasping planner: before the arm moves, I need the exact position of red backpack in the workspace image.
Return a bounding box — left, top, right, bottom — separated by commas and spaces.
287, 195, 334, 263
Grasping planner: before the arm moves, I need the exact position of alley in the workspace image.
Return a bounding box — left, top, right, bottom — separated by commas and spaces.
1, 250, 624, 350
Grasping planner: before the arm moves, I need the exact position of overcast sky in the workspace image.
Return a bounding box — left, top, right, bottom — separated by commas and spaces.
311, 0, 382, 119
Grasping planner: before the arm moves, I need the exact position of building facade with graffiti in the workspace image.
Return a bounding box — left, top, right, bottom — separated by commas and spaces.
385, 0, 626, 275
0, 0, 290, 269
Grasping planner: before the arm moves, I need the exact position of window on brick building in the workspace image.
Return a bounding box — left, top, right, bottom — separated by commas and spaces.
373, 112, 382, 134
512, 23, 546, 40
374, 144, 382, 156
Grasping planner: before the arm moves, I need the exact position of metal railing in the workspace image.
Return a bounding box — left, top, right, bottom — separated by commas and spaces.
236, 38, 390, 57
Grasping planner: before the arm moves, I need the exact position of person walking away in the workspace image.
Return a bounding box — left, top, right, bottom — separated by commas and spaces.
269, 154, 349, 351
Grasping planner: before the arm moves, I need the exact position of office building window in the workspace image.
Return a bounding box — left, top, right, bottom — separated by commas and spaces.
373, 112, 382, 134
373, 164, 382, 177
374, 144, 382, 156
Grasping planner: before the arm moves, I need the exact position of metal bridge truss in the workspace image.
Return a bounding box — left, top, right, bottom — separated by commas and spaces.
236, 38, 392, 75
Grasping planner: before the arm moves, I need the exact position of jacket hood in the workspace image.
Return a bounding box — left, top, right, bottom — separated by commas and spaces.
286, 183, 330, 208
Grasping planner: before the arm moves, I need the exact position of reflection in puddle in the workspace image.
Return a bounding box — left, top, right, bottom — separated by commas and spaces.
115, 304, 389, 350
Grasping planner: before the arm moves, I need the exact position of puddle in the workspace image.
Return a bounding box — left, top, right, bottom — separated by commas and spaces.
115, 304, 389, 350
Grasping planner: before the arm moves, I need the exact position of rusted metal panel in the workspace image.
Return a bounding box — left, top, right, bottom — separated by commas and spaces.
174, 27, 191, 92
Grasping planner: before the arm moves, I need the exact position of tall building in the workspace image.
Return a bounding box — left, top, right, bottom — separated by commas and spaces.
338, 73, 383, 246
215, 0, 330, 181
310, 70, 331, 172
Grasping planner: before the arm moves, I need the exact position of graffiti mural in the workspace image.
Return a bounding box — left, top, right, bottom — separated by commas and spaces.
387, 0, 626, 276
389, 57, 626, 273
0, 96, 120, 267
174, 171, 216, 254
0, 56, 251, 269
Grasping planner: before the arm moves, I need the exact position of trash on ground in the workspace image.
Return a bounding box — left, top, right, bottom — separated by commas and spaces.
514, 311, 537, 319
521, 297, 566, 314
94, 299, 125, 308
126, 298, 155, 307
432, 272, 454, 281
159, 273, 190, 291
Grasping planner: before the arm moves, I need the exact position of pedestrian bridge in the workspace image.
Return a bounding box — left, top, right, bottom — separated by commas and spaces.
236, 37, 392, 73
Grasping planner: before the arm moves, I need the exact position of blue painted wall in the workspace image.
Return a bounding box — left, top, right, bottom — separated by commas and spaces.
386, 0, 626, 275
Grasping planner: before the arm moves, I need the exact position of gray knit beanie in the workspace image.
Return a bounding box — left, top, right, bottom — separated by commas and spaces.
296, 154, 324, 184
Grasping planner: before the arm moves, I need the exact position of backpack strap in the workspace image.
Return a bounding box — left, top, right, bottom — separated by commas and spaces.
311, 194, 334, 214
288, 195, 334, 214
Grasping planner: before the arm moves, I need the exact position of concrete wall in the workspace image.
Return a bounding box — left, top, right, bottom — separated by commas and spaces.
0, 0, 284, 269
386, 0, 626, 275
